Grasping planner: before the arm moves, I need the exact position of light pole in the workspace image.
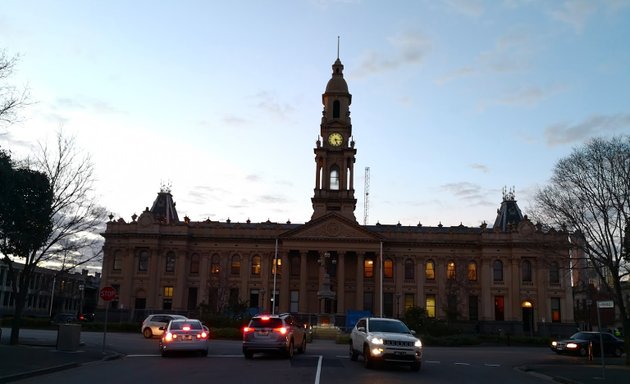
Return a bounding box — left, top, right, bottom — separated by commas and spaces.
78, 283, 85, 317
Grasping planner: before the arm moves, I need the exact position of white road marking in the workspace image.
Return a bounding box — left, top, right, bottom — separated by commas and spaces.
314, 355, 323, 384
455, 362, 471, 366
425, 360, 441, 364
485, 363, 501, 367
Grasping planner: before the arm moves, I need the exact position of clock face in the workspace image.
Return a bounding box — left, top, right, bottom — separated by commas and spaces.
328, 132, 343, 146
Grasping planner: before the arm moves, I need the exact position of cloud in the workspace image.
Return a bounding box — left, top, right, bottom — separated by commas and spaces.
354, 31, 431, 77
548, 0, 597, 33
440, 182, 496, 207
446, 0, 485, 18
477, 83, 565, 111
544, 113, 630, 146
253, 91, 294, 121
435, 66, 477, 85
470, 163, 489, 173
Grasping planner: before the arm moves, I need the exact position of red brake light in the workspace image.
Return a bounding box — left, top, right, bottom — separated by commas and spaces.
182, 326, 191, 331
275, 327, 288, 335
261, 316, 270, 321
164, 332, 175, 342
243, 326, 252, 333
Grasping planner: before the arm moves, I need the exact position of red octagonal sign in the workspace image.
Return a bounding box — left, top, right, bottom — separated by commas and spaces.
100, 286, 117, 302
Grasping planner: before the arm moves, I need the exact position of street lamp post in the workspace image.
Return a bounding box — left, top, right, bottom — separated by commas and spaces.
78, 283, 85, 316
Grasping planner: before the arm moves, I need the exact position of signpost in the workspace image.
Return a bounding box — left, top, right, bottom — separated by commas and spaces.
100, 286, 117, 353
595, 300, 615, 379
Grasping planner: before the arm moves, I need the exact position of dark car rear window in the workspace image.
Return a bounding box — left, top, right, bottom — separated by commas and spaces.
249, 318, 283, 328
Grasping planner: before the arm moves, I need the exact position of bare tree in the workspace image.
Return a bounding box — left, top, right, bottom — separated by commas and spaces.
0, 50, 29, 130
533, 135, 630, 365
3, 130, 107, 344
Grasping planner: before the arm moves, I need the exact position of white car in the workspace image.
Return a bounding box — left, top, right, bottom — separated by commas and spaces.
159, 318, 209, 357
349, 317, 422, 371
141, 313, 187, 338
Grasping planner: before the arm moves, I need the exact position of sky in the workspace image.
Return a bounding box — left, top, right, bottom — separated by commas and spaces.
1, 0, 630, 229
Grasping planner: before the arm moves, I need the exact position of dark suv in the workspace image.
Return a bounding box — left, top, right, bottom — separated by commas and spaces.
242, 313, 307, 359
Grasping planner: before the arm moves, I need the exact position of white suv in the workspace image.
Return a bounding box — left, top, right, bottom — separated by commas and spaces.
349, 317, 423, 371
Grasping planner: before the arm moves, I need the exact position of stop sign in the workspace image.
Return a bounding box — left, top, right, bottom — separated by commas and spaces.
100, 286, 117, 302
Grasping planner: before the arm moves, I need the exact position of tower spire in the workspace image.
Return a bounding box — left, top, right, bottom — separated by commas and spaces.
337, 36, 340, 59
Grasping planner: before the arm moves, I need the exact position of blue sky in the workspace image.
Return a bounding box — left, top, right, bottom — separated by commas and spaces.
2, 0, 629, 228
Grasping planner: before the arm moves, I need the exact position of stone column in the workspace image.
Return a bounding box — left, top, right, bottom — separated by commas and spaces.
356, 253, 364, 310
299, 251, 308, 312
280, 251, 289, 313
336, 252, 345, 314
199, 253, 209, 307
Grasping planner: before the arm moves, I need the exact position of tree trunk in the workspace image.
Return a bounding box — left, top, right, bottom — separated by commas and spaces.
624, 317, 630, 366
9, 289, 26, 345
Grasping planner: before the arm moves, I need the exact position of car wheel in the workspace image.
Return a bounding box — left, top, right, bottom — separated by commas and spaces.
363, 345, 373, 369
349, 343, 359, 361
143, 328, 153, 338
579, 346, 588, 357
613, 347, 623, 357
200, 349, 208, 357
160, 349, 168, 358
243, 349, 254, 359
410, 362, 421, 371
284, 340, 294, 359
298, 336, 306, 354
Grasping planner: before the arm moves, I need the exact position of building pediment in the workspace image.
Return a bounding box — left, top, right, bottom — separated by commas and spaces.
280, 212, 381, 242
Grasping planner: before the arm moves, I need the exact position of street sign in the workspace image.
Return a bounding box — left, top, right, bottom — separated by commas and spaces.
99, 286, 117, 302
597, 300, 614, 308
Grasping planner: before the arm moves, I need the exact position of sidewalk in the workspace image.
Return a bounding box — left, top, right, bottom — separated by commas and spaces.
519, 359, 630, 384
0, 328, 120, 383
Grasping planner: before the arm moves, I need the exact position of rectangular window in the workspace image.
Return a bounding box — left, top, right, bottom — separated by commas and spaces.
165, 253, 176, 273
163, 286, 174, 298
494, 296, 504, 321
249, 290, 260, 309
229, 288, 239, 307
425, 261, 435, 280
138, 252, 149, 272
113, 252, 122, 271
363, 291, 373, 312
190, 254, 200, 274
364, 258, 374, 278
551, 298, 561, 323
231, 257, 240, 275
290, 290, 299, 313
426, 294, 436, 318
162, 299, 172, 310
468, 295, 478, 321
404, 293, 414, 312
383, 293, 393, 317
272, 258, 281, 276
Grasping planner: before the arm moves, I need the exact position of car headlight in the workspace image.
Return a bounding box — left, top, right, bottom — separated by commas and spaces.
415, 339, 422, 348
370, 337, 384, 345
551, 341, 557, 347
567, 342, 578, 349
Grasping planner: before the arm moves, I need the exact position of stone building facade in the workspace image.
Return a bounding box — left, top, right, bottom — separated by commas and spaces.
100, 56, 577, 335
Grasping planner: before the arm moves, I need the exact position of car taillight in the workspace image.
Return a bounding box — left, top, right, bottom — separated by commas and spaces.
243, 326, 253, 333
183, 326, 191, 331
197, 331, 208, 339
275, 327, 288, 335
164, 332, 177, 342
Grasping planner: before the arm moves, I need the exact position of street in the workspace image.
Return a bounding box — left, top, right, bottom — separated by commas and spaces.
4, 328, 610, 384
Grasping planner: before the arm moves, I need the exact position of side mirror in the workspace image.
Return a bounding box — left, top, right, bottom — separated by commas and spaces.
357, 326, 366, 332
410, 330, 417, 335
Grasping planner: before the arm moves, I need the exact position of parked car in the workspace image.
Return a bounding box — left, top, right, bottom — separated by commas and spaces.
78, 313, 95, 322
349, 317, 423, 371
141, 314, 187, 338
242, 313, 306, 359
159, 318, 209, 357
551, 331, 624, 357
51, 313, 78, 325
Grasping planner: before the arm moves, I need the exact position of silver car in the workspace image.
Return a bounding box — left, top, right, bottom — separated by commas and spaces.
159, 318, 209, 357
242, 313, 306, 359
141, 313, 187, 338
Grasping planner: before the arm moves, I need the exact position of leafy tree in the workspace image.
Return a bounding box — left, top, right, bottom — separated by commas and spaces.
0, 150, 54, 344
533, 135, 630, 365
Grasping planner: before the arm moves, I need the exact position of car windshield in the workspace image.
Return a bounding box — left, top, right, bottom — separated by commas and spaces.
368, 320, 410, 334
570, 332, 595, 340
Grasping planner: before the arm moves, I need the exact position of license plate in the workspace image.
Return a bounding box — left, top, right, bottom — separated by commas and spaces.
183, 335, 192, 341
257, 331, 269, 336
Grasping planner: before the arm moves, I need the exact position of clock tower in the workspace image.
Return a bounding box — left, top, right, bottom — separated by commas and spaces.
311, 57, 357, 221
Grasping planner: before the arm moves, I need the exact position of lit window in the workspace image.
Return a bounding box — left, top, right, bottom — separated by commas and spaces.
211, 254, 220, 274
364, 258, 374, 278
447, 261, 456, 280
272, 258, 282, 276
251, 256, 261, 276
383, 258, 393, 278
551, 298, 561, 323
467, 261, 477, 281
425, 260, 435, 280
426, 294, 436, 318
163, 286, 174, 298
494, 296, 504, 321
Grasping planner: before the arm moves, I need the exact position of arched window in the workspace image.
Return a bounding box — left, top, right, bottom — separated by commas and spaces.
493, 260, 503, 282
364, 257, 374, 278
549, 262, 560, 285
190, 253, 200, 274
404, 259, 415, 280
231, 254, 240, 275
522, 260, 532, 282
251, 255, 261, 276
333, 100, 340, 118
330, 166, 340, 190
383, 258, 394, 278
447, 260, 456, 280
425, 260, 435, 280
211, 254, 220, 274
112, 250, 122, 271
165, 251, 176, 273
467, 261, 477, 281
